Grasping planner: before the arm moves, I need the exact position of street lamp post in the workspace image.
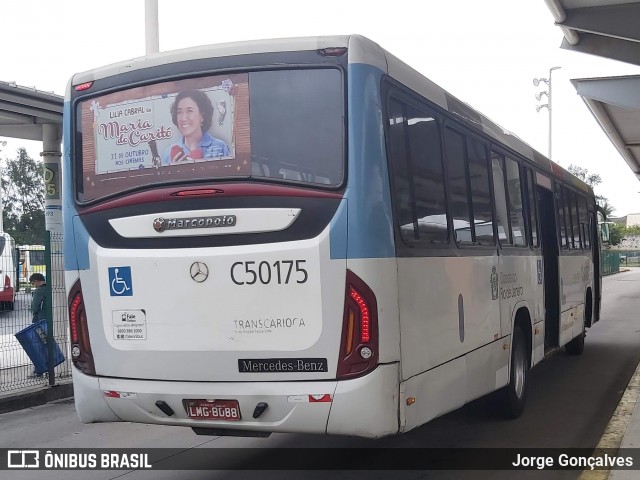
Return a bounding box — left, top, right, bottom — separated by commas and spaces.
534, 66, 561, 161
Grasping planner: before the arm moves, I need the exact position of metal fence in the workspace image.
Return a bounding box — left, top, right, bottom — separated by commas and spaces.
618, 250, 640, 267
0, 231, 71, 396
601, 250, 621, 276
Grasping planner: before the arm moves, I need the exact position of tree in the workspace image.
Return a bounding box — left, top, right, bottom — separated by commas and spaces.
609, 223, 626, 246
567, 164, 611, 211
1, 147, 45, 245
627, 225, 640, 236
599, 200, 615, 221
567, 165, 602, 187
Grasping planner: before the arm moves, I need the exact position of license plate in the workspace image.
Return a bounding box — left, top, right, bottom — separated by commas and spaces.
183, 399, 242, 421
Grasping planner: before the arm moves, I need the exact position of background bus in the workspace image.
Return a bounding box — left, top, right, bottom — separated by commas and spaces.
18, 244, 46, 291
0, 232, 17, 311
63, 35, 600, 438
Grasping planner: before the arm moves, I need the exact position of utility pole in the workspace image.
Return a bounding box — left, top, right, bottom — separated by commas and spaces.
145, 0, 159, 55
534, 66, 561, 161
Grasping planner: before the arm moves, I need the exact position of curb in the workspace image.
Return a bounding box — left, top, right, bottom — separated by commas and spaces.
0, 382, 74, 414
578, 359, 640, 480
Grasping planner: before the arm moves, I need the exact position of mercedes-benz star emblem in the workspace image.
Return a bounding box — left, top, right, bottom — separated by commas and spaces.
190, 262, 209, 283
153, 217, 166, 232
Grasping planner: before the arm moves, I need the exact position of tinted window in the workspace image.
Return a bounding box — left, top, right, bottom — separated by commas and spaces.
30, 250, 46, 266
387, 99, 416, 243
579, 196, 590, 249
445, 128, 472, 242
76, 69, 344, 202
406, 106, 448, 243
557, 185, 569, 249
504, 157, 526, 246
563, 187, 575, 249
491, 152, 509, 244
467, 138, 494, 244
525, 168, 539, 247
568, 190, 581, 249
250, 69, 343, 185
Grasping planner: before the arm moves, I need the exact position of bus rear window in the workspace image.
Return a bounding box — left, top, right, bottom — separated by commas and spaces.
75, 69, 344, 202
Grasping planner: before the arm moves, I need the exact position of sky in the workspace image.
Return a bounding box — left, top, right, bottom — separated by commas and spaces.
2, 0, 640, 215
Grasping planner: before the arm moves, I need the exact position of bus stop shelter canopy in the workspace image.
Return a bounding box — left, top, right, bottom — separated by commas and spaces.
545, 0, 640, 180
0, 80, 63, 142
571, 75, 640, 181
545, 0, 640, 66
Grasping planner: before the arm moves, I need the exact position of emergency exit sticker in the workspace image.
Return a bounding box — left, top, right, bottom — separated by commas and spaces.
112, 310, 147, 340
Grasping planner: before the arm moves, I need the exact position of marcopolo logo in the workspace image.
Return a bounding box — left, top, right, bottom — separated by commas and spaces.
153, 215, 236, 233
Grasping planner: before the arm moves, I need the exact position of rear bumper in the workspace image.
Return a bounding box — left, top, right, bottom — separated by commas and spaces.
73, 363, 400, 438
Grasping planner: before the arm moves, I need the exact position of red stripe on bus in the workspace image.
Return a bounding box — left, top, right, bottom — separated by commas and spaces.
78, 183, 343, 214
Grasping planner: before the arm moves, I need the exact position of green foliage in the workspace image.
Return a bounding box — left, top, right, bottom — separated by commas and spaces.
598, 200, 615, 220
1, 147, 45, 245
609, 223, 626, 246
627, 225, 640, 236
567, 164, 602, 188
568, 164, 614, 216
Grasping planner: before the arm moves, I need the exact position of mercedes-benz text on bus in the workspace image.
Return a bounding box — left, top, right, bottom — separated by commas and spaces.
63, 35, 601, 438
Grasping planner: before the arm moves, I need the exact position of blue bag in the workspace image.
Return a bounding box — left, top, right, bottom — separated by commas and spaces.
15, 319, 65, 374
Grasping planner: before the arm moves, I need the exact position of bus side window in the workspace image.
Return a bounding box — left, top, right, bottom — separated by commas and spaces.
569, 190, 582, 249
491, 152, 510, 244
563, 187, 575, 249
387, 99, 417, 243
579, 196, 590, 249
524, 167, 539, 247
557, 184, 569, 249
467, 137, 494, 245
503, 156, 526, 246
444, 128, 473, 243
405, 105, 448, 243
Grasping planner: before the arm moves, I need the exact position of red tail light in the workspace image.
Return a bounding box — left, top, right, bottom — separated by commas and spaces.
74, 81, 93, 91
337, 270, 379, 379
68, 280, 96, 375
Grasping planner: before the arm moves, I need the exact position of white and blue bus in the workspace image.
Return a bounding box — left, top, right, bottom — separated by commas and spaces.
63, 35, 600, 438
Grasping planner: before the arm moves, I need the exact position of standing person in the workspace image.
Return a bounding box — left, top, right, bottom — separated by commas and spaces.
28, 273, 47, 377
29, 273, 47, 323
162, 89, 230, 165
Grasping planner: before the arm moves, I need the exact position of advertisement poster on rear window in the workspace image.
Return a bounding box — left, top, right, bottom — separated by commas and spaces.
78, 73, 250, 201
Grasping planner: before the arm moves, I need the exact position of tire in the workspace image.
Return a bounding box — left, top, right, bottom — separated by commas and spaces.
565, 322, 585, 356
498, 325, 529, 419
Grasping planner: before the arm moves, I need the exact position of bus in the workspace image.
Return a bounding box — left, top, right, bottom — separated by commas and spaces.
0, 232, 17, 311
18, 244, 46, 290
63, 35, 601, 438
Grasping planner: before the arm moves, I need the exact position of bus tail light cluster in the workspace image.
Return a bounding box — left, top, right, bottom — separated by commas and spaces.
74, 81, 94, 91
3, 274, 10, 290
337, 270, 379, 379
68, 280, 96, 375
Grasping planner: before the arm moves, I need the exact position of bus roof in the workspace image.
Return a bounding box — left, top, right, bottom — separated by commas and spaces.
68, 34, 592, 196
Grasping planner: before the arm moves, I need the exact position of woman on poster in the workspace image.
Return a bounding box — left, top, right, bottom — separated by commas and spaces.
162, 89, 230, 165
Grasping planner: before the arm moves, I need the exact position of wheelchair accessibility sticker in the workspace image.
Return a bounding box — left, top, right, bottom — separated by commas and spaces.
108, 267, 133, 297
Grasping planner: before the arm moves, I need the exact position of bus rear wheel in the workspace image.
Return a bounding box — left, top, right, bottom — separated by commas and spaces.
498, 325, 529, 419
